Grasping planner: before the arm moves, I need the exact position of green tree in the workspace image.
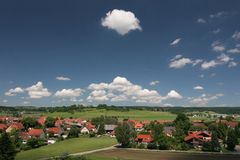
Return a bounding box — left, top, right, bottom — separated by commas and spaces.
27, 138, 40, 148
68, 126, 80, 138
226, 129, 238, 151
0, 132, 16, 160
22, 117, 38, 129
174, 113, 191, 135
45, 117, 56, 128
115, 123, 136, 148
211, 131, 221, 152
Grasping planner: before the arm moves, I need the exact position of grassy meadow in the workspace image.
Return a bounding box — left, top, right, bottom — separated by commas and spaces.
24, 108, 177, 121
16, 136, 117, 160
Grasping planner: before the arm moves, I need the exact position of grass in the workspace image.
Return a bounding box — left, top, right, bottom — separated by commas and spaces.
16, 136, 117, 160
24, 108, 177, 121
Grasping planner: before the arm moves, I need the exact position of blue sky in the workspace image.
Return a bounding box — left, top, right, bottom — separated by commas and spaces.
1, 0, 240, 107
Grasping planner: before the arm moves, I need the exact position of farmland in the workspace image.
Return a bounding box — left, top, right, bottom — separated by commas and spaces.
16, 136, 117, 160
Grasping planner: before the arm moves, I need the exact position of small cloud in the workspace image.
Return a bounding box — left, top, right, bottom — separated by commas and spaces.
2, 99, 8, 103
23, 101, 30, 105
201, 60, 219, 70
101, 9, 142, 35
55, 88, 85, 98
227, 48, 240, 54
197, 18, 206, 23
5, 87, 24, 96
169, 55, 202, 69
56, 76, 71, 81
228, 61, 238, 68
211, 41, 225, 52
232, 31, 240, 41
212, 28, 221, 34
194, 86, 204, 90
200, 74, 204, 78
149, 81, 159, 86
170, 38, 181, 46
166, 90, 182, 99
209, 11, 228, 19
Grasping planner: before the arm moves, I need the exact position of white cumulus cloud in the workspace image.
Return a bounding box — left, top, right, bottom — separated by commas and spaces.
5, 87, 24, 96
149, 81, 159, 86
101, 9, 142, 35
26, 82, 51, 99
232, 31, 240, 41
55, 88, 84, 98
211, 41, 225, 52
87, 76, 182, 104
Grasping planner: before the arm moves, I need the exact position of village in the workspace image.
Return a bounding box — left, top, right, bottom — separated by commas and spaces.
0, 113, 239, 153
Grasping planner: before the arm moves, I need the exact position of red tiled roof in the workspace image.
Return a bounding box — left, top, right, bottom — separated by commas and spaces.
136, 134, 153, 143
55, 119, 63, 127
184, 131, 211, 142
20, 132, 29, 141
226, 121, 238, 128
0, 124, 7, 130
38, 116, 47, 126
9, 123, 24, 130
157, 120, 173, 124
134, 122, 144, 129
28, 129, 44, 136
86, 123, 96, 130
48, 127, 61, 134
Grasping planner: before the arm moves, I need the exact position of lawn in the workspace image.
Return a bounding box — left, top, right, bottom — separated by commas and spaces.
16, 136, 117, 160
26, 108, 177, 121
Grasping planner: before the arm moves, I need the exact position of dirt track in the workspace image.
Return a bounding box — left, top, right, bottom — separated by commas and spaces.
93, 149, 240, 160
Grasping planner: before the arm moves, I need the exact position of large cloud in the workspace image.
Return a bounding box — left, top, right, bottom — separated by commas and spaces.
87, 76, 182, 104
101, 9, 142, 35
26, 82, 51, 99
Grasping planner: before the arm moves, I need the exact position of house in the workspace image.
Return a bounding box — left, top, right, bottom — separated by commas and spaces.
6, 123, 24, 133
38, 116, 47, 126
20, 132, 29, 144
28, 129, 45, 139
163, 126, 176, 137
226, 121, 239, 129
85, 123, 96, 132
0, 123, 7, 131
55, 119, 63, 128
184, 131, 212, 148
104, 125, 117, 133
81, 127, 90, 134
134, 122, 144, 132
135, 134, 153, 144
47, 127, 62, 137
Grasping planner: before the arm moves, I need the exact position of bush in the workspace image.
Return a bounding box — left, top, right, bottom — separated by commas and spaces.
147, 142, 157, 149
138, 143, 145, 149
89, 132, 96, 138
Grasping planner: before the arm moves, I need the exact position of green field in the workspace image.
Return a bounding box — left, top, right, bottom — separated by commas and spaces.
26, 108, 177, 121
16, 136, 117, 160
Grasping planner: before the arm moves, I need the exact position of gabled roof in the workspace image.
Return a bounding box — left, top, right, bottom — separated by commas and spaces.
47, 127, 61, 134
9, 123, 24, 130
134, 122, 144, 129
184, 131, 211, 142
136, 134, 153, 143
38, 116, 47, 126
0, 124, 7, 130
226, 121, 239, 128
55, 119, 63, 127
28, 129, 44, 136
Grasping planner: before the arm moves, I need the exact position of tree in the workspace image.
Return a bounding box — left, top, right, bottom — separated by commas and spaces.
174, 113, 191, 135
27, 138, 40, 148
45, 117, 56, 128
226, 129, 238, 151
211, 131, 221, 152
0, 132, 16, 160
68, 126, 80, 138
22, 117, 38, 129
115, 123, 136, 148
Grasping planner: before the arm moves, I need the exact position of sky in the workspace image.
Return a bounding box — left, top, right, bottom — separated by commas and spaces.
0, 0, 240, 107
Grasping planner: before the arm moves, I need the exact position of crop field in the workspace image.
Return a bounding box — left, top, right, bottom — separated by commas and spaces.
16, 136, 117, 160
91, 149, 240, 160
